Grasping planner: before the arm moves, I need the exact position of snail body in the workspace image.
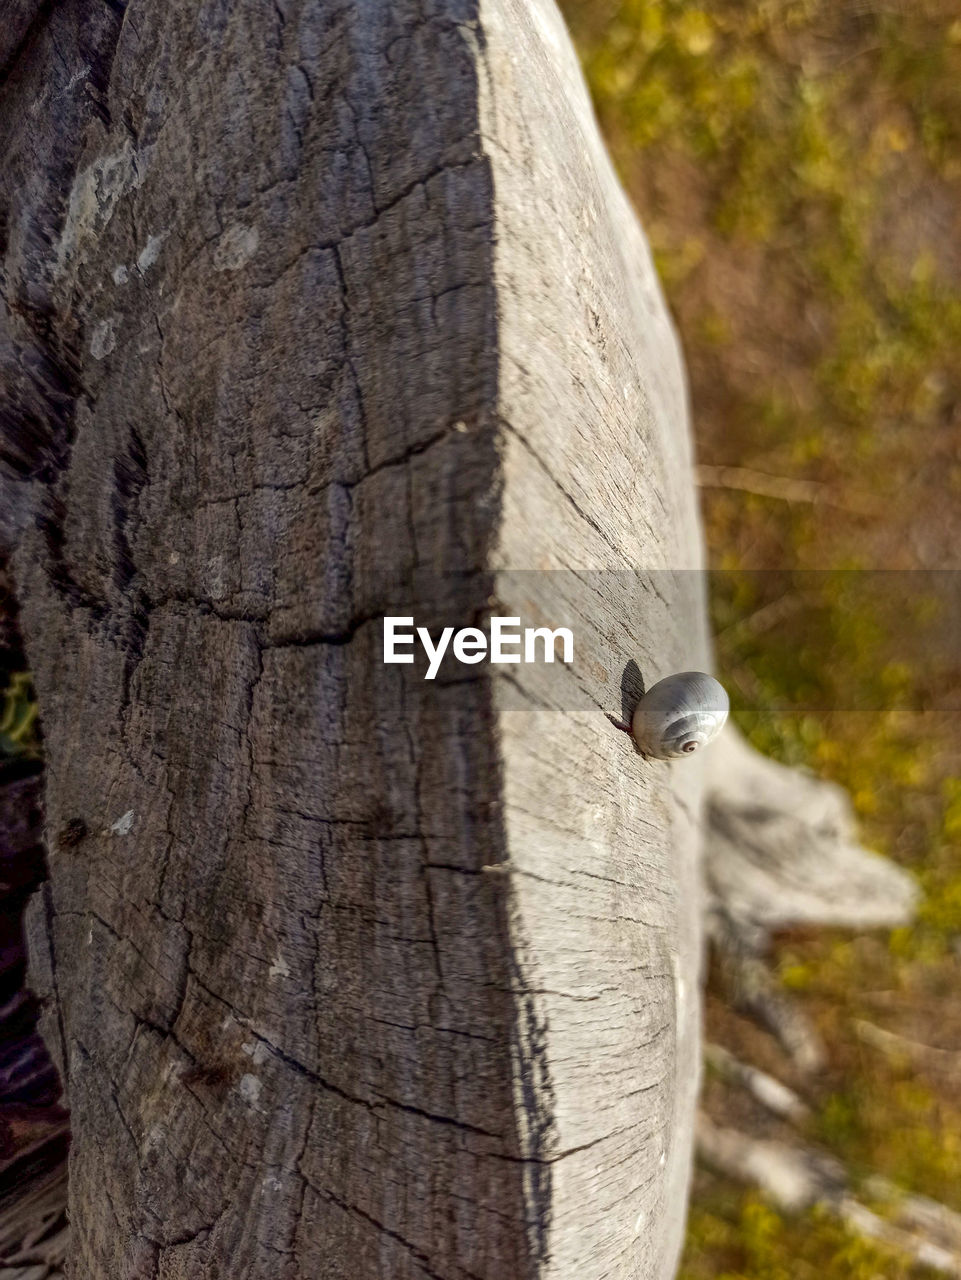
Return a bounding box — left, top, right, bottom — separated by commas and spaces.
631, 671, 728, 759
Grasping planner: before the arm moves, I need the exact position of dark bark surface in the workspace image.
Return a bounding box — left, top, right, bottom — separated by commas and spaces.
0, 557, 60, 1115
0, 2, 707, 1276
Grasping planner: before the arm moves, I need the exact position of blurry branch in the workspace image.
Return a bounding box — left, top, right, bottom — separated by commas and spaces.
704, 1043, 810, 1124
840, 1200, 961, 1280
697, 463, 882, 517
861, 1175, 961, 1258
697, 732, 955, 1273
705, 727, 919, 937
697, 1115, 961, 1277
708, 912, 827, 1075
715, 590, 812, 645
703, 727, 918, 1076
854, 1018, 961, 1075
697, 1112, 844, 1214
0, 1150, 68, 1278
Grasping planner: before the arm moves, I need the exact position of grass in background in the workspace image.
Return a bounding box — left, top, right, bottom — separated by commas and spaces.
558, 0, 961, 1273
0, 670, 40, 762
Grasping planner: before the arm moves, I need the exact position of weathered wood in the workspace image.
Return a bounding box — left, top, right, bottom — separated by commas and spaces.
1, 1, 707, 1276
705, 726, 918, 936
478, 3, 709, 1275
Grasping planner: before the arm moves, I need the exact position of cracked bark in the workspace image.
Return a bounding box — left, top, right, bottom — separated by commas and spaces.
1, 1, 707, 1277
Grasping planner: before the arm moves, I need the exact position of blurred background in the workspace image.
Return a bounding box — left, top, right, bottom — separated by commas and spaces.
557, 0, 961, 1275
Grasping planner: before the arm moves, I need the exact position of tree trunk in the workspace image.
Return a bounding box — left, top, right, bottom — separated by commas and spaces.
0, 2, 708, 1277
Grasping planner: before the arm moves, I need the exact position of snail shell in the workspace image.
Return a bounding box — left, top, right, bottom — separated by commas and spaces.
631, 671, 729, 759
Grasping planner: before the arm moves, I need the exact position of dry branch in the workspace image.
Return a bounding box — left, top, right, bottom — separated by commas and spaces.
854, 1019, 961, 1075
696, 464, 882, 517
704, 1043, 810, 1124
697, 1115, 961, 1277
705, 727, 919, 937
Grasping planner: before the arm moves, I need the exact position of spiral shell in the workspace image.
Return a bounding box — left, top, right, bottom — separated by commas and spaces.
631, 671, 729, 759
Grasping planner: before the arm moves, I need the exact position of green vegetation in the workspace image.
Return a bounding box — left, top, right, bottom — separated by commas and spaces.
683, 1192, 938, 1280
559, 0, 961, 1273
0, 670, 40, 760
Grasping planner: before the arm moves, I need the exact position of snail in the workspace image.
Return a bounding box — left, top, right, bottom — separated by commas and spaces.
614, 671, 729, 759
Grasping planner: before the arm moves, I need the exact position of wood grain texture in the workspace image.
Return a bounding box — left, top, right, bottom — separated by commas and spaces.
477, 4, 708, 1274
0, 1, 708, 1276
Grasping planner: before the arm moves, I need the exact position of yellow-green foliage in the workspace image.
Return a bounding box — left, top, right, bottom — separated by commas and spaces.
568, 0, 961, 482
0, 670, 41, 760
681, 1192, 940, 1280
560, 0, 961, 1274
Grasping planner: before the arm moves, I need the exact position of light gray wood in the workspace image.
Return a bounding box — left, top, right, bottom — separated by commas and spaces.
705, 726, 918, 936
1, 1, 707, 1276
476, 4, 710, 1274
